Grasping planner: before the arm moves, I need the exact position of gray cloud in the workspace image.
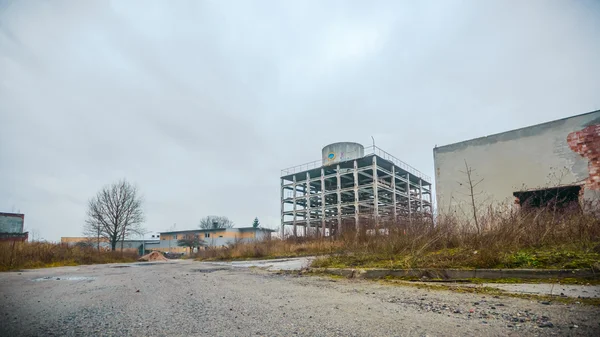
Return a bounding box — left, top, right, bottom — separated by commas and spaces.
1, 0, 599, 240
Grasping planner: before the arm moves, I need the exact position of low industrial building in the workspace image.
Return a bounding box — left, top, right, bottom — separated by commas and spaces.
147, 227, 275, 254
60, 236, 159, 255
0, 212, 28, 242
61, 227, 273, 255
434, 110, 600, 218
280, 143, 432, 237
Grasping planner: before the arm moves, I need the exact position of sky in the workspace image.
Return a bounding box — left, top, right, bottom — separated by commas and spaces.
1, 0, 599, 241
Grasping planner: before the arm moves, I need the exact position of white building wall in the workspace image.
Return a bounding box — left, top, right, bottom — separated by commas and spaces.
434, 111, 600, 217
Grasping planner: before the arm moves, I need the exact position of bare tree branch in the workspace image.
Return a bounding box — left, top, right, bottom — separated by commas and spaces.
462, 160, 481, 235
85, 179, 145, 251
199, 216, 234, 229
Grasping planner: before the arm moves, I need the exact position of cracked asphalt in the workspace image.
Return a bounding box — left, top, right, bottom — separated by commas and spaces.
1, 260, 599, 336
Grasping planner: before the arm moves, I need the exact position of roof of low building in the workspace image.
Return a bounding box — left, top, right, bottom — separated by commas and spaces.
160, 227, 275, 234
237, 227, 276, 232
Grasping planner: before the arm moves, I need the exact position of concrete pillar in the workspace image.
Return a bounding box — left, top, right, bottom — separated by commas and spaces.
353, 160, 360, 232
280, 178, 285, 238
321, 168, 326, 237
392, 165, 397, 222
372, 156, 379, 225
428, 183, 433, 210
306, 172, 311, 236
292, 175, 297, 237
428, 183, 434, 226
407, 173, 412, 222
336, 164, 342, 236
419, 178, 423, 213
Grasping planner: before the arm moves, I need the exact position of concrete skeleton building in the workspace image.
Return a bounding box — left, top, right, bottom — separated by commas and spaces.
434, 110, 600, 217
280, 143, 433, 237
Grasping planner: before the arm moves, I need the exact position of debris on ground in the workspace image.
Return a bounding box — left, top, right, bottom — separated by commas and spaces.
138, 251, 168, 262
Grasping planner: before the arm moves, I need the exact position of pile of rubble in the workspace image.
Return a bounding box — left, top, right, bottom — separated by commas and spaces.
138, 251, 168, 262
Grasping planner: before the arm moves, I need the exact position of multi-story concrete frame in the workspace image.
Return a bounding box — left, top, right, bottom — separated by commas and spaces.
280, 143, 432, 237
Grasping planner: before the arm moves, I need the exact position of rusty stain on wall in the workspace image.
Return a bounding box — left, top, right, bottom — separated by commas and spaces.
567, 124, 600, 190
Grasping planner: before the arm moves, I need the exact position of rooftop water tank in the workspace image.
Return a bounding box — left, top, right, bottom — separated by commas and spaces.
322, 142, 365, 166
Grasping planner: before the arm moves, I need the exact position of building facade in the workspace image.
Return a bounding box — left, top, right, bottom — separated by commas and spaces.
434, 110, 600, 217
61, 228, 273, 255
60, 237, 159, 255
281, 143, 433, 237
145, 227, 274, 254
0, 212, 28, 242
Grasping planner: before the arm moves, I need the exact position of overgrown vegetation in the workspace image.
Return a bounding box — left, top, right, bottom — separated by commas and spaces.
194, 236, 344, 261
197, 206, 600, 270
0, 241, 138, 271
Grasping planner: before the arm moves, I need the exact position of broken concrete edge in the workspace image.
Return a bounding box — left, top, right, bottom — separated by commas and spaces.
307, 268, 599, 280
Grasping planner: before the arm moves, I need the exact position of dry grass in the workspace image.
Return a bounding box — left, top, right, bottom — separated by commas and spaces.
313, 206, 600, 270
0, 241, 138, 271
194, 237, 345, 261
197, 206, 600, 270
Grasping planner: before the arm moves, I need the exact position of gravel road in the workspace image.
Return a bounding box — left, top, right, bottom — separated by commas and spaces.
1, 260, 599, 336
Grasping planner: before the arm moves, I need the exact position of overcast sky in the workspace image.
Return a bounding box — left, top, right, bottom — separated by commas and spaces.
1, 0, 599, 241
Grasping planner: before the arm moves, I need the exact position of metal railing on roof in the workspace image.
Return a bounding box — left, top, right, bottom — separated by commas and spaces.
281, 146, 430, 182
280, 159, 322, 176
364, 146, 431, 182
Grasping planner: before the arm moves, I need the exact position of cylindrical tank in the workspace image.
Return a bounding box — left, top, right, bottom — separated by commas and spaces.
322, 142, 365, 166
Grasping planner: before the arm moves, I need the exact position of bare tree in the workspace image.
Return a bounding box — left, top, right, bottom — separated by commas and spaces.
83, 218, 103, 251
177, 233, 206, 254
85, 179, 145, 251
458, 160, 484, 235
199, 216, 234, 229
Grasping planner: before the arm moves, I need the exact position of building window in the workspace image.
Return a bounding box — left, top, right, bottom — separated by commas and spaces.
204, 233, 210, 238
219, 235, 223, 238
174, 235, 178, 240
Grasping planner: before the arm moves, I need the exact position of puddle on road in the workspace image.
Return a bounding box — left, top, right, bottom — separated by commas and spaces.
227, 257, 313, 271
32, 276, 95, 282
134, 262, 168, 267
110, 265, 131, 268
191, 268, 230, 273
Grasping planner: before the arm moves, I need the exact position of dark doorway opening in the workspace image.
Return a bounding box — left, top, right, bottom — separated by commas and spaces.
513, 185, 581, 211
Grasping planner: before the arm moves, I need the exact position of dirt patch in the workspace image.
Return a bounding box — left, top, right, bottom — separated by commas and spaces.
138, 251, 168, 262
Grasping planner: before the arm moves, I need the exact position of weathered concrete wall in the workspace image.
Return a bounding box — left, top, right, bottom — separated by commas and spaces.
434, 110, 600, 217
254, 230, 271, 241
